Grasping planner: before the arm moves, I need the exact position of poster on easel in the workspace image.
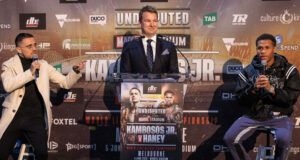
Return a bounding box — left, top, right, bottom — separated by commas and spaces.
120, 82, 183, 160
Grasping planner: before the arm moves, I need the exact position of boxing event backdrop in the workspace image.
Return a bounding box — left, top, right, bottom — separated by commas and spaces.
1, 0, 300, 159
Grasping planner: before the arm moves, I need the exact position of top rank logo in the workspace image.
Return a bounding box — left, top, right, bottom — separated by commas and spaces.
19, 13, 46, 30
232, 14, 248, 25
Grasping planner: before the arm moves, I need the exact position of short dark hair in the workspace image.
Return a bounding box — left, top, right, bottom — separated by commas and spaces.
15, 33, 34, 47
164, 90, 175, 96
139, 5, 158, 23
256, 33, 276, 47
130, 87, 141, 94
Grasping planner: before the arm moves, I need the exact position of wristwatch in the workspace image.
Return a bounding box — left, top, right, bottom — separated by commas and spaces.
269, 85, 275, 93
73, 66, 80, 74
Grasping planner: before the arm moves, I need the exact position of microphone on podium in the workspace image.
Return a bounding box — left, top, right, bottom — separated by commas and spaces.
33, 54, 39, 78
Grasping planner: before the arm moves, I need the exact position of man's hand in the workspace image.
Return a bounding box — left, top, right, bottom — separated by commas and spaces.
253, 75, 275, 95
74, 60, 86, 71
30, 60, 40, 75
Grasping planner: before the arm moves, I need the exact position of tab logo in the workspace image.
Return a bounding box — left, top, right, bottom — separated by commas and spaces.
203, 12, 217, 25
64, 92, 77, 102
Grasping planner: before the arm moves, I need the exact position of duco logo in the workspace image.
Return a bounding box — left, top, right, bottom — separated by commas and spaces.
89, 15, 106, 25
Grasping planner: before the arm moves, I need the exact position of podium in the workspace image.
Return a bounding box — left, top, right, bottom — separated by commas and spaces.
117, 73, 187, 160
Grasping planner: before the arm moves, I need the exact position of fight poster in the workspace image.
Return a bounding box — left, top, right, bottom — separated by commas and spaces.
120, 82, 184, 160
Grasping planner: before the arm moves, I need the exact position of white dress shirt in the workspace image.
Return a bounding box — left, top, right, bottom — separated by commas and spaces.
142, 35, 157, 62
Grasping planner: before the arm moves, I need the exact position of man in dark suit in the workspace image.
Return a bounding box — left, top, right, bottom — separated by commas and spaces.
120, 5, 179, 74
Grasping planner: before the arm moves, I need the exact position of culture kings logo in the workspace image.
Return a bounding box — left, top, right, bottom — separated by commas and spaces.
56, 14, 80, 28
260, 9, 300, 24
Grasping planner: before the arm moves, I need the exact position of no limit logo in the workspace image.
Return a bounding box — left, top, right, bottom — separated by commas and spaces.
19, 13, 46, 30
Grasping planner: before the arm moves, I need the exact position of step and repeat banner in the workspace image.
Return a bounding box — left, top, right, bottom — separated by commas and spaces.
1, 0, 300, 159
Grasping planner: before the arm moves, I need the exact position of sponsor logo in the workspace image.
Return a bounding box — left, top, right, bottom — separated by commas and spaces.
60, 0, 87, 3
37, 42, 50, 50
52, 118, 78, 125
203, 12, 217, 25
19, 13, 46, 30
222, 38, 248, 52
295, 117, 300, 128
66, 143, 96, 152
0, 24, 11, 29
56, 14, 80, 28
89, 15, 106, 25
232, 14, 248, 25
147, 85, 157, 93
226, 65, 243, 74
275, 35, 299, 51
64, 91, 77, 102
213, 145, 230, 152
48, 141, 58, 150
222, 92, 236, 100
54, 64, 62, 73
260, 9, 300, 24
62, 39, 90, 50
0, 43, 15, 53
143, 84, 161, 94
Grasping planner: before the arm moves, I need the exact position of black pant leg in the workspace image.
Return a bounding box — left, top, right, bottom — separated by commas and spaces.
22, 117, 48, 160
0, 118, 21, 160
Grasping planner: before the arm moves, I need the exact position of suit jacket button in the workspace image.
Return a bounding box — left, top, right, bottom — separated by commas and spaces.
19, 95, 22, 98
12, 109, 16, 112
